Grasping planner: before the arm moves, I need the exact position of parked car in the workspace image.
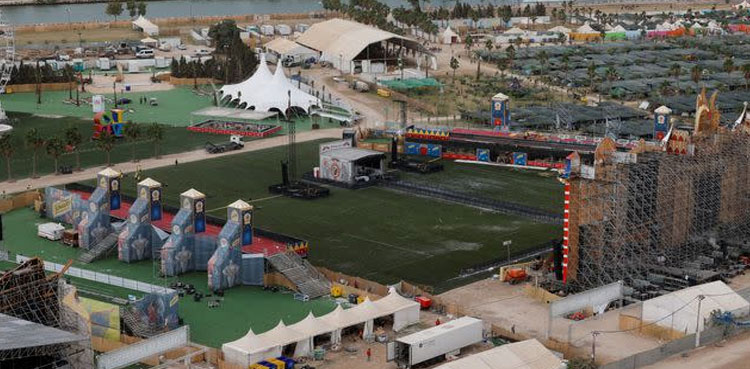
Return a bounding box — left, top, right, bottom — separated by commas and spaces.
194, 49, 211, 57
136, 49, 155, 59
177, 44, 187, 50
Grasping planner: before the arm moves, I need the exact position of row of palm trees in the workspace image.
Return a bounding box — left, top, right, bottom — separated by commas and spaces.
0, 122, 165, 181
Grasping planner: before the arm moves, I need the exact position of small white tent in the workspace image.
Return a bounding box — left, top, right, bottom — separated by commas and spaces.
548, 25, 571, 34
373, 287, 421, 331
442, 26, 460, 44
576, 23, 598, 34
132, 15, 159, 36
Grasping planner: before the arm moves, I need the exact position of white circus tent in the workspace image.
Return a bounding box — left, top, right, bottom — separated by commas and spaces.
219, 54, 320, 115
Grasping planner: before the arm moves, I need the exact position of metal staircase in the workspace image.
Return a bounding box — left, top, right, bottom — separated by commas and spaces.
78, 232, 119, 264
267, 252, 331, 299
121, 307, 161, 338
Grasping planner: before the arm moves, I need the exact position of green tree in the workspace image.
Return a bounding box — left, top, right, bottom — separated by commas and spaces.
105, 1, 124, 21
587, 62, 597, 91
25, 128, 44, 178
691, 65, 702, 84
670, 63, 682, 79
724, 57, 735, 74
64, 127, 83, 171
123, 122, 142, 162
147, 123, 164, 158
137, 1, 147, 16
208, 19, 258, 83
0, 133, 14, 181
126, 0, 137, 17
742, 63, 750, 89
96, 130, 116, 167
450, 56, 460, 84
464, 34, 474, 57
45, 136, 65, 175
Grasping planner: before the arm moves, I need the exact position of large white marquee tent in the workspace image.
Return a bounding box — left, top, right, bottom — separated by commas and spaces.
219, 54, 320, 115
433, 339, 564, 369
222, 287, 420, 367
642, 281, 749, 335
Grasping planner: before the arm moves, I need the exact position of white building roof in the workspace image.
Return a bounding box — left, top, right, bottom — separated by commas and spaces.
320, 147, 385, 162
264, 38, 316, 57
296, 18, 427, 62
642, 281, 750, 335
434, 339, 564, 369
398, 316, 482, 345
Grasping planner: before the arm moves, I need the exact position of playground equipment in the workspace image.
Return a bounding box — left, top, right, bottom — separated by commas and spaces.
0, 10, 15, 122
93, 108, 128, 139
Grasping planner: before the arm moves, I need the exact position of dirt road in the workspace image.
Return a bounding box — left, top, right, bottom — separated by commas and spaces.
0, 128, 342, 195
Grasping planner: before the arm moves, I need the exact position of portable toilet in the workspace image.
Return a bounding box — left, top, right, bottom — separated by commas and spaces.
72, 58, 85, 72
97, 58, 111, 71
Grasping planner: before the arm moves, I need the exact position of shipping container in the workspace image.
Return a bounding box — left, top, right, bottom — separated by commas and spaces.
387, 316, 483, 368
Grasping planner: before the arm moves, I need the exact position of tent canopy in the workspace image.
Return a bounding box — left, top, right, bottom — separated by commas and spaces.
132, 15, 158, 36
264, 38, 317, 57
576, 23, 598, 34
220, 54, 320, 114
547, 26, 571, 34
505, 27, 526, 35
433, 339, 563, 369
297, 18, 430, 62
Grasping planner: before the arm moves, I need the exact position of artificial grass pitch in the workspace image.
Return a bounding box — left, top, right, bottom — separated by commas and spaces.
96, 139, 561, 292
1, 208, 335, 348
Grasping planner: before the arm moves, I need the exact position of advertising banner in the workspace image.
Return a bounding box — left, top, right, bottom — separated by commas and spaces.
194, 198, 206, 233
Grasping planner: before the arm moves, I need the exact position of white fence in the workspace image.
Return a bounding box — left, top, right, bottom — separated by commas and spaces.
15, 255, 174, 295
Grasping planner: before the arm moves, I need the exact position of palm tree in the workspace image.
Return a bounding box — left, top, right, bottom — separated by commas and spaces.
691, 65, 702, 84
478, 38, 493, 80
45, 136, 65, 175
96, 130, 116, 167
0, 133, 14, 181
64, 127, 83, 172
742, 63, 750, 89
587, 62, 597, 91
659, 80, 673, 96
123, 122, 142, 162
25, 128, 44, 178
147, 123, 165, 158
724, 57, 735, 74
450, 56, 460, 84
670, 63, 682, 79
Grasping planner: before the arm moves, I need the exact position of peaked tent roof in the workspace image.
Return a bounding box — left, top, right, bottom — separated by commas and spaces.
576, 23, 598, 34
264, 38, 316, 56
296, 18, 429, 62
504, 27, 526, 35
610, 25, 628, 33
220, 53, 273, 101
287, 312, 337, 337
548, 25, 571, 34
374, 287, 421, 314
433, 339, 563, 369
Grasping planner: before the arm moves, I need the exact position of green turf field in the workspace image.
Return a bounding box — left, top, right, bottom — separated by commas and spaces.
79, 139, 560, 291
1, 208, 336, 347
400, 161, 564, 213
1, 113, 215, 180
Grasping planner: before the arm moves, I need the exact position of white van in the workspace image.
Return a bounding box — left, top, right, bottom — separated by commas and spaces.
38, 223, 65, 241
136, 49, 155, 59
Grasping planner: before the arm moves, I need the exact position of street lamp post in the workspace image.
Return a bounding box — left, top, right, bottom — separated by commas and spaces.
503, 240, 512, 262
695, 295, 705, 348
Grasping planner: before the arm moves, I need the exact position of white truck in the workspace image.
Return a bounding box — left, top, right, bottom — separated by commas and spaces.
387, 316, 484, 368
37, 223, 66, 241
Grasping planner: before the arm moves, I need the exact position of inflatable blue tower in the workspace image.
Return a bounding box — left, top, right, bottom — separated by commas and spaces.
78, 168, 120, 249
118, 178, 165, 263
160, 189, 204, 276
208, 200, 253, 291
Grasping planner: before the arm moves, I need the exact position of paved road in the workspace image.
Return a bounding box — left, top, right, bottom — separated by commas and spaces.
1, 128, 342, 195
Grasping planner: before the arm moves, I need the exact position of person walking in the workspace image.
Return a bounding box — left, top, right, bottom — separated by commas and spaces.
366, 347, 371, 362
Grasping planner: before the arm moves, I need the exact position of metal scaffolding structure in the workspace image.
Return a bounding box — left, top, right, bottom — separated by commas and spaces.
0, 258, 93, 369
565, 95, 750, 294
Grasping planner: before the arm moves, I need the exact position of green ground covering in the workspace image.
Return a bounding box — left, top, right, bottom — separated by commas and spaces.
400, 161, 563, 213
1, 113, 215, 180
1, 88, 344, 130
89, 140, 559, 291
1, 208, 336, 347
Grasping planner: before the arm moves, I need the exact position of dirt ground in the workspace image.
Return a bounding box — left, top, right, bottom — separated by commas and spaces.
439, 278, 663, 364
641, 331, 750, 369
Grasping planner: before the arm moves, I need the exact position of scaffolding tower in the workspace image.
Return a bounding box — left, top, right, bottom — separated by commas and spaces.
565, 131, 750, 292
0, 258, 93, 369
